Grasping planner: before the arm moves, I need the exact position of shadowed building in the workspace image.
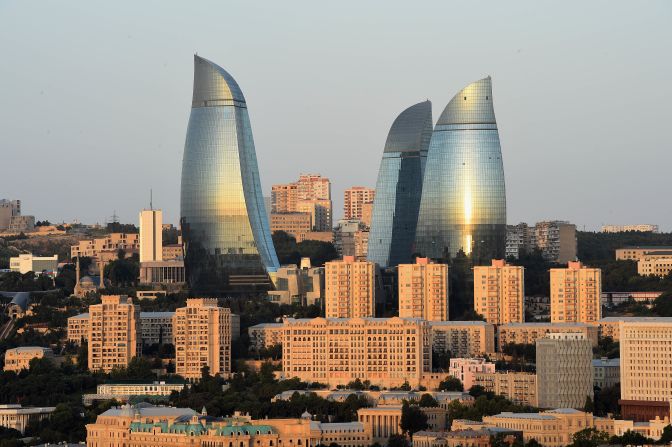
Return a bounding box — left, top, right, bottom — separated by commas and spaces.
368, 101, 432, 268
180, 55, 279, 294
415, 77, 506, 263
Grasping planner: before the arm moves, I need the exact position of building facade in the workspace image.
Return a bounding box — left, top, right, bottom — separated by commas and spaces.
270, 212, 313, 241
325, 257, 376, 318
398, 258, 449, 321
344, 187, 375, 221
138, 260, 186, 285
272, 174, 332, 231
415, 77, 506, 263
282, 317, 431, 388
4, 347, 55, 372
367, 102, 432, 267
0, 405, 55, 435
9, 253, 58, 275
180, 55, 279, 294
430, 321, 496, 358
267, 264, 324, 306
71, 233, 139, 261
592, 357, 620, 389
615, 246, 672, 261
473, 259, 524, 325
173, 298, 232, 380
637, 253, 672, 277
448, 358, 495, 391
550, 261, 601, 323
472, 371, 538, 406
602, 224, 658, 233
0, 199, 21, 230
536, 333, 593, 409
497, 322, 599, 349
533, 221, 577, 264
139, 209, 162, 263
88, 295, 141, 372
139, 312, 175, 345
248, 323, 284, 350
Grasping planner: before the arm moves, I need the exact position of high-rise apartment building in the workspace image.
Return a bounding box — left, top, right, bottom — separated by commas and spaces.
398, 257, 449, 321
550, 261, 601, 323
368, 101, 432, 268
536, 333, 593, 409
173, 298, 232, 380
325, 256, 376, 318
505, 223, 532, 259
344, 187, 375, 221
282, 317, 432, 388
619, 318, 672, 421
416, 77, 506, 263
139, 209, 162, 263
272, 174, 332, 231
534, 221, 577, 264
88, 295, 141, 372
180, 55, 279, 294
473, 259, 524, 325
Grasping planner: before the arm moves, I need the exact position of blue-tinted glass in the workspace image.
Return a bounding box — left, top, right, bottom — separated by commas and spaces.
180, 56, 279, 294
368, 101, 432, 267
415, 78, 506, 262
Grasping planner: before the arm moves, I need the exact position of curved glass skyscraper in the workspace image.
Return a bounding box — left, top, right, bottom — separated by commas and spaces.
415, 77, 506, 263
180, 55, 279, 294
367, 101, 432, 268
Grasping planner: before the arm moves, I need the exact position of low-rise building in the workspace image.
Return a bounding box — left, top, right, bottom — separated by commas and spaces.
497, 322, 599, 350
615, 246, 672, 261
448, 358, 495, 391
248, 323, 284, 350
472, 371, 538, 406
358, 406, 447, 446
592, 357, 620, 389
138, 260, 185, 285
3, 347, 55, 372
9, 254, 58, 275
82, 381, 189, 406
71, 233, 139, 260
638, 253, 672, 277
602, 224, 659, 233
0, 404, 55, 434
430, 321, 495, 358
601, 291, 662, 307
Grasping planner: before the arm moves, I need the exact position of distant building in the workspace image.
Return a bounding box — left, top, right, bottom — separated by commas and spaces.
615, 246, 672, 261
550, 261, 601, 324
472, 371, 538, 406
0, 404, 55, 434
620, 317, 672, 421
592, 357, 620, 389
9, 253, 58, 275
601, 291, 662, 307
398, 258, 449, 321
270, 212, 312, 241
138, 260, 185, 285
4, 347, 55, 372
71, 233, 139, 261
497, 322, 599, 349
448, 358, 495, 391
67, 312, 89, 344
414, 429, 520, 447
536, 333, 593, 409
267, 262, 324, 306
344, 187, 375, 221
430, 321, 495, 358
473, 259, 524, 324
0, 199, 21, 230
82, 381, 189, 406
272, 174, 332, 231
334, 219, 369, 259
325, 256, 376, 318
173, 298, 232, 380
505, 221, 577, 263
282, 317, 431, 388
602, 224, 658, 233
88, 295, 141, 372
8, 215, 35, 233
139, 312, 174, 345
248, 323, 284, 350
139, 209, 162, 263
637, 253, 672, 277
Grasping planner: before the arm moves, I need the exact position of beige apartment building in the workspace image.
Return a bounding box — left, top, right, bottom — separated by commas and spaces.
139, 209, 162, 263
472, 371, 538, 406
282, 317, 431, 388
343, 187, 375, 221
272, 174, 332, 231
550, 261, 601, 323
497, 322, 599, 349
536, 333, 593, 409
270, 212, 313, 241
267, 263, 324, 306
473, 259, 524, 325
620, 317, 672, 421
71, 233, 140, 260
272, 183, 299, 213
67, 312, 89, 344
70, 311, 174, 346
430, 321, 495, 357
398, 258, 449, 321
615, 246, 672, 261
3, 347, 55, 372
173, 298, 232, 380
87, 404, 370, 447
325, 256, 376, 318
637, 253, 672, 277
248, 323, 284, 350
88, 295, 141, 372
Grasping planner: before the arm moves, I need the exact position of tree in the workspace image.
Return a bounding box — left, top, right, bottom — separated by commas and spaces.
654, 291, 672, 317
432, 349, 451, 371
524, 439, 542, 447
568, 428, 610, 447
659, 424, 672, 444
583, 395, 594, 413
610, 430, 654, 446
387, 434, 409, 447
400, 402, 428, 436
418, 394, 439, 408
438, 376, 463, 392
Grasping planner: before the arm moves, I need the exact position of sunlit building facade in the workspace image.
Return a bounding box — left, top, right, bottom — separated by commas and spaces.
368, 101, 432, 267
180, 55, 279, 294
415, 77, 506, 262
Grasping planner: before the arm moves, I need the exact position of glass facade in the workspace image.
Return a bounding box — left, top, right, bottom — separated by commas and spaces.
415, 77, 506, 263
367, 101, 432, 267
180, 55, 279, 294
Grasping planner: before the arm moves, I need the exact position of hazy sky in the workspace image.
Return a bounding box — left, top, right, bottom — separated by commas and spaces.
1, 1, 671, 230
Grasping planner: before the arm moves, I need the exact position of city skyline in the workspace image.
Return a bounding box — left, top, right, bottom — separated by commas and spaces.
1, 2, 671, 231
